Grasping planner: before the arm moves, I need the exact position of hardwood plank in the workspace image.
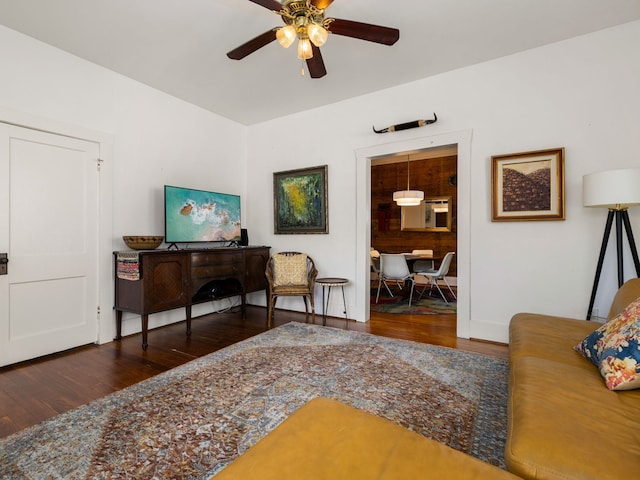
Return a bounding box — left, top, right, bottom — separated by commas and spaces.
0, 306, 507, 439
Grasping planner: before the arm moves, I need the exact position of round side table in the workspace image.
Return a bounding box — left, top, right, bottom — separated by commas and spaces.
315, 277, 349, 326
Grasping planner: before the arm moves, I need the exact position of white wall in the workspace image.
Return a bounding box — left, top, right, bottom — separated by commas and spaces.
1, 20, 638, 346
246, 20, 640, 342
0, 25, 246, 343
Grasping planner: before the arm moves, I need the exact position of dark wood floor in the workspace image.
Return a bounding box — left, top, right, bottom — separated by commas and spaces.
0, 305, 507, 439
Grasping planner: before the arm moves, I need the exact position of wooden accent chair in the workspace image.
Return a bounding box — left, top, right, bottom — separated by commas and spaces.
265, 252, 318, 327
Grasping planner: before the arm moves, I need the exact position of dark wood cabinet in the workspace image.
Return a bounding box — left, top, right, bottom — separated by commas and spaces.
114, 246, 270, 348
245, 249, 272, 293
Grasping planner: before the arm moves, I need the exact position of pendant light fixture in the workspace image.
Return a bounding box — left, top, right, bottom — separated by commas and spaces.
393, 157, 424, 206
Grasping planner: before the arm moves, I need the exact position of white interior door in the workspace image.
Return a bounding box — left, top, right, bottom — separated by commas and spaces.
0, 123, 100, 366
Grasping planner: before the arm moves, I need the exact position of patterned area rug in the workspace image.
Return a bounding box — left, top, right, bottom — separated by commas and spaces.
0, 323, 507, 479
370, 286, 457, 314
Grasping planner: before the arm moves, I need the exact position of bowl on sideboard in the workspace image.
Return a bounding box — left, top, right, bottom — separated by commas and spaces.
123, 236, 164, 250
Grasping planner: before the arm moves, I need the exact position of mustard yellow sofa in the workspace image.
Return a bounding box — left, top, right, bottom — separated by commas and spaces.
506, 278, 640, 479
214, 397, 521, 479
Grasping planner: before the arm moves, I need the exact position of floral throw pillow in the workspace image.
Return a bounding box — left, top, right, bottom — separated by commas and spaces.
575, 296, 640, 390
273, 253, 308, 287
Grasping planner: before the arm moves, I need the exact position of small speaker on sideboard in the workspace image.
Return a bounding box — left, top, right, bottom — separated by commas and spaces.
240, 228, 249, 246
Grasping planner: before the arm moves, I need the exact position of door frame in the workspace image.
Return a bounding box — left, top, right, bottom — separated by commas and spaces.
355, 129, 473, 339
0, 107, 114, 344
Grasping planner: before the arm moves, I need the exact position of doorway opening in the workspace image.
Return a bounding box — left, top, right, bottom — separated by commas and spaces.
370, 146, 458, 324
354, 129, 472, 339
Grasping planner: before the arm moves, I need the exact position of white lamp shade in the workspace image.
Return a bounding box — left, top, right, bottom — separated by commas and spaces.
583, 168, 640, 208
393, 190, 424, 206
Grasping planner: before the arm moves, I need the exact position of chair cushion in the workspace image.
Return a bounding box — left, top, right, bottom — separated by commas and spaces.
273, 253, 308, 287
575, 296, 640, 390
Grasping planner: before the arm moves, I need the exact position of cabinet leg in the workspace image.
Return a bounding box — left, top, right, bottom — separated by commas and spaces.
115, 310, 123, 340
186, 305, 192, 337
141, 314, 149, 350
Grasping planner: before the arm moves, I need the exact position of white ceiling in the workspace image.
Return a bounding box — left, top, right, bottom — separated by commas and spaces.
1, 0, 639, 125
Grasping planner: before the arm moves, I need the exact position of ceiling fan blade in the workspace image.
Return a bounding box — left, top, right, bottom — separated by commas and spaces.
307, 45, 327, 78
328, 18, 399, 45
227, 29, 277, 60
249, 0, 283, 11
310, 0, 334, 9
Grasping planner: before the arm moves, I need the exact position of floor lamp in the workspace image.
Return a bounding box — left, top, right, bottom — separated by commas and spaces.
584, 168, 640, 320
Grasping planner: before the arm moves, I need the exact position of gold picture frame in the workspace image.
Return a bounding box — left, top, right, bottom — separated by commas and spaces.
491, 147, 565, 222
401, 196, 452, 232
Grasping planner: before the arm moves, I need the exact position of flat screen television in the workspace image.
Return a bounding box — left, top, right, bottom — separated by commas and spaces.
164, 185, 241, 244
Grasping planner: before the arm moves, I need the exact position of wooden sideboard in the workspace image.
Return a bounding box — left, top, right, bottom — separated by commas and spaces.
114, 246, 270, 349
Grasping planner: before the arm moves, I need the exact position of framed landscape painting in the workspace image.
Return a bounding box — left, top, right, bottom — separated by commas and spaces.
491, 147, 565, 222
273, 165, 328, 234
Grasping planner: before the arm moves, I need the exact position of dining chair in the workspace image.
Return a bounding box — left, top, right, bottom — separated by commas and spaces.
370, 249, 394, 296
370, 248, 381, 277
376, 254, 417, 307
411, 249, 434, 273
415, 252, 456, 304
265, 252, 318, 327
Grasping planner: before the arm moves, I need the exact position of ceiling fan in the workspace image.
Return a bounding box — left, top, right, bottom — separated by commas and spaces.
226, 0, 400, 78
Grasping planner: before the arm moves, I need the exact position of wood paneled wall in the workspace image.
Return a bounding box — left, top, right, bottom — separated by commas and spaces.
371, 155, 458, 276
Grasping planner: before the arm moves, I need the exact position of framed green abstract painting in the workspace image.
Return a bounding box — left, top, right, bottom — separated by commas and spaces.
273, 165, 328, 234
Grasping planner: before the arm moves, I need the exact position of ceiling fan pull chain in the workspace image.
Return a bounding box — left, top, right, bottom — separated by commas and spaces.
301, 60, 306, 76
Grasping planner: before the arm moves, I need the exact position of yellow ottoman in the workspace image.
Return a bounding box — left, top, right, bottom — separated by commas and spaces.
213, 397, 520, 479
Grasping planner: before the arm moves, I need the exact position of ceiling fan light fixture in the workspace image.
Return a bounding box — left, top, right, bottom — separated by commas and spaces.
226, 0, 400, 78
276, 25, 297, 48
297, 36, 313, 59
307, 22, 328, 47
